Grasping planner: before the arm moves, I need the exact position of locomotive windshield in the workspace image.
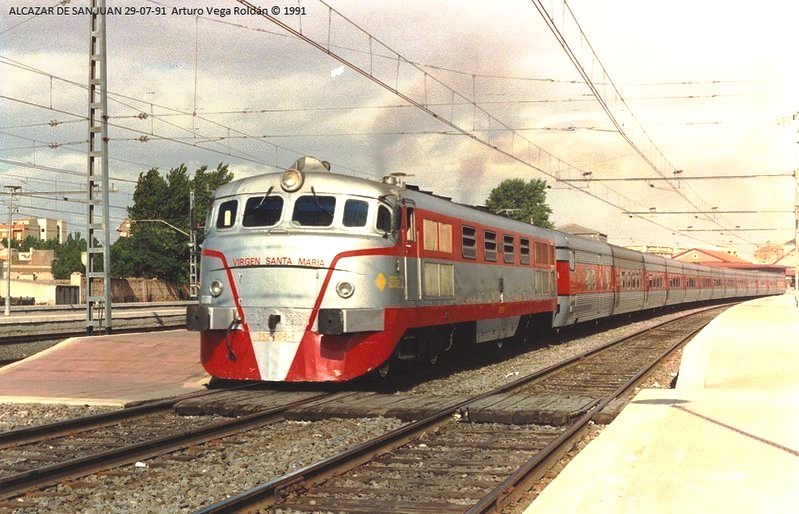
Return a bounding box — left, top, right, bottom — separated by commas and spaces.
209, 192, 396, 236
243, 196, 283, 227
292, 195, 336, 226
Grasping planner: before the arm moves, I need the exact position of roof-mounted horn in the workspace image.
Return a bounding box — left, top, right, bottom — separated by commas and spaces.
290, 156, 331, 173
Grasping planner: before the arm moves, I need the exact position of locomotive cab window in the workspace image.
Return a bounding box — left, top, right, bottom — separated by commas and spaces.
216, 200, 238, 229
376, 204, 392, 233
405, 207, 416, 241
343, 199, 369, 227
243, 196, 283, 227
292, 195, 336, 227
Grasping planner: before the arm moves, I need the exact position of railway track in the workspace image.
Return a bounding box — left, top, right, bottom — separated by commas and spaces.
198, 305, 727, 513
0, 387, 329, 500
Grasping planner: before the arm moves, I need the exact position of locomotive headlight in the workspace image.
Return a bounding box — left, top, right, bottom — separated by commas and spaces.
209, 280, 224, 297
336, 281, 355, 299
280, 168, 304, 192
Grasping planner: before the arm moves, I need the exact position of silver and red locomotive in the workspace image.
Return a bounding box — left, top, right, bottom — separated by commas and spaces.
187, 157, 786, 382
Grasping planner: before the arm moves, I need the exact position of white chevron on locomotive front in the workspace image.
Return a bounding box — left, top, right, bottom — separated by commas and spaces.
187, 157, 786, 382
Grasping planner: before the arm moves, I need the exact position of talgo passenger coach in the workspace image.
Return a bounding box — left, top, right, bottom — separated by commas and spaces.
187, 157, 786, 382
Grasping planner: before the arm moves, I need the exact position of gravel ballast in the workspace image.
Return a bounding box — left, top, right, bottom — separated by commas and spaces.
0, 305, 726, 512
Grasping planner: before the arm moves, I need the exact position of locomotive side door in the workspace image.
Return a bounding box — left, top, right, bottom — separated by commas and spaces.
401, 203, 421, 301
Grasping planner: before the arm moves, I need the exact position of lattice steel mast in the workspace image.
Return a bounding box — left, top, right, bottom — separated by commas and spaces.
86, 0, 112, 333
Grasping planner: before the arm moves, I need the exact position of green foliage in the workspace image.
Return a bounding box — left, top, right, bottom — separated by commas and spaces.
19, 236, 60, 252
52, 232, 86, 279
111, 163, 233, 283
485, 178, 554, 229
1, 238, 19, 250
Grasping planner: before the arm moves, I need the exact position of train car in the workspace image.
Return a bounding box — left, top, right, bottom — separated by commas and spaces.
188, 157, 557, 382
643, 253, 668, 310
188, 157, 786, 383
665, 259, 685, 305
552, 232, 614, 327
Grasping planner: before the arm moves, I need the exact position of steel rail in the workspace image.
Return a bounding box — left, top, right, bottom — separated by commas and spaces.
0, 392, 333, 500
197, 304, 730, 513
0, 385, 260, 448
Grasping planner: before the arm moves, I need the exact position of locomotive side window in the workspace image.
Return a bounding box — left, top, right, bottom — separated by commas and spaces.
503, 235, 515, 263
520, 238, 530, 265
423, 262, 455, 297
422, 219, 452, 253
376, 204, 392, 233
438, 223, 452, 253
216, 200, 238, 229
462, 226, 477, 259
343, 199, 369, 227
484, 231, 497, 261
423, 219, 438, 250
243, 196, 283, 227
292, 195, 336, 227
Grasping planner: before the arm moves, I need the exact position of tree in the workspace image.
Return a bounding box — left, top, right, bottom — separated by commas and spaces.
111, 163, 233, 283
485, 178, 554, 229
52, 233, 86, 279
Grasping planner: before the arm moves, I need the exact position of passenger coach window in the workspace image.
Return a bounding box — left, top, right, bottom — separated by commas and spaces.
216, 200, 238, 229
343, 199, 369, 227
462, 226, 476, 259
292, 195, 336, 227
376, 205, 392, 233
243, 196, 283, 227
484, 231, 497, 261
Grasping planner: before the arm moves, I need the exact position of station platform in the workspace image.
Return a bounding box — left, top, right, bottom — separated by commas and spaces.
0, 330, 207, 406
526, 293, 799, 514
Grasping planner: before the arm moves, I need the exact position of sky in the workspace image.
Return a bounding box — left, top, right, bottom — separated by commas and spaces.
1, 0, 797, 259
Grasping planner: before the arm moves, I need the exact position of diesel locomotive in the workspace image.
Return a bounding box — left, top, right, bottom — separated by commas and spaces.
187, 157, 786, 382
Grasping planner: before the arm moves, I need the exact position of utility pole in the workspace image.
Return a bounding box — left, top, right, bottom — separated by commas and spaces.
86, 0, 112, 333
3, 185, 20, 316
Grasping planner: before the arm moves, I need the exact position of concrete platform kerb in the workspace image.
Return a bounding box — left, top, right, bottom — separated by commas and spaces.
527, 294, 799, 514
0, 329, 207, 406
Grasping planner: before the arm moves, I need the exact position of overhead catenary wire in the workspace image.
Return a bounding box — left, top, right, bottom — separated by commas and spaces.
231, 0, 748, 249
527, 0, 759, 248
0, 55, 374, 179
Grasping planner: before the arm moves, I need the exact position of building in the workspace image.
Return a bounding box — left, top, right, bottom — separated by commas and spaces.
0, 217, 67, 243
754, 243, 785, 264
771, 246, 798, 288
557, 223, 607, 241
0, 248, 55, 281
671, 248, 750, 265
625, 245, 678, 258
117, 218, 132, 238
673, 247, 789, 281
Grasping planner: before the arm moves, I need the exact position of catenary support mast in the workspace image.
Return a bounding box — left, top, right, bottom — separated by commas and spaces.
86, 0, 112, 333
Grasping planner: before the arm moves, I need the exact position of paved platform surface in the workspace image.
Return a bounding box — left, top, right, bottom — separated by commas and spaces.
0, 330, 207, 406
526, 294, 799, 514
